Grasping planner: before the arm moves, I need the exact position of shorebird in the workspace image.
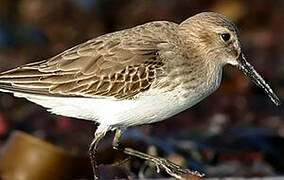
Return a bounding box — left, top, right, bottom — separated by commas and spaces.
0, 12, 280, 179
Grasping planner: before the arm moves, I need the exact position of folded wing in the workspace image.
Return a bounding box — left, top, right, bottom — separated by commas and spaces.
0, 23, 178, 99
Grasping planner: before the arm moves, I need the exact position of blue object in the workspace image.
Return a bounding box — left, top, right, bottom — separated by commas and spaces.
0, 26, 12, 47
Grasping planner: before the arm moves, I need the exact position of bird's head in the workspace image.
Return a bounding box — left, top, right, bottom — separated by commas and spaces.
179, 12, 280, 106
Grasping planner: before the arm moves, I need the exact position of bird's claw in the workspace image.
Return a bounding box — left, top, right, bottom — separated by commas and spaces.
149, 156, 204, 179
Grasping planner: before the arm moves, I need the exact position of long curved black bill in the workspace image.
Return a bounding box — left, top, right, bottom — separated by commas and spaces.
238, 53, 281, 106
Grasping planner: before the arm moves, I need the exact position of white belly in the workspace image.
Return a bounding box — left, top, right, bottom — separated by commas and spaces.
11, 83, 211, 129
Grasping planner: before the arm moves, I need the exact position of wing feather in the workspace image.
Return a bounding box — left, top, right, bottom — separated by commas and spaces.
0, 21, 181, 99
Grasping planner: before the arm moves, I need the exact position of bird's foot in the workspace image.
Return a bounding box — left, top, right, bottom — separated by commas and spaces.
149, 156, 204, 179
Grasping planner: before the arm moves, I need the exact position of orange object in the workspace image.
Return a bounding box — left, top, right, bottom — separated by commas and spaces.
0, 131, 91, 180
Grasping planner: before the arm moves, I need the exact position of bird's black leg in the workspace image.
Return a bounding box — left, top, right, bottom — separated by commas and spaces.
112, 129, 204, 179
89, 128, 106, 180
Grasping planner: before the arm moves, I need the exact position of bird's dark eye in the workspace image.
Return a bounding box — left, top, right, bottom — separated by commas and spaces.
221, 33, 231, 42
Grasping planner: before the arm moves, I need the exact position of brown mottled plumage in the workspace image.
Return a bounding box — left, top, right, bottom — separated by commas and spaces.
0, 21, 181, 99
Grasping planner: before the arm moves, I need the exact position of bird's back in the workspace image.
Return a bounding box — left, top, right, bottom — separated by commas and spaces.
0, 21, 181, 99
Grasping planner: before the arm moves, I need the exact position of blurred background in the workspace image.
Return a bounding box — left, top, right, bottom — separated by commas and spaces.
0, 0, 283, 179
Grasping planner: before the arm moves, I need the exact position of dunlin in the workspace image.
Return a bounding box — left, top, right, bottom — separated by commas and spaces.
0, 12, 280, 179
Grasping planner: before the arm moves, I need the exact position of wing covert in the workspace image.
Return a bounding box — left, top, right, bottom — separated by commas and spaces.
0, 28, 175, 99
